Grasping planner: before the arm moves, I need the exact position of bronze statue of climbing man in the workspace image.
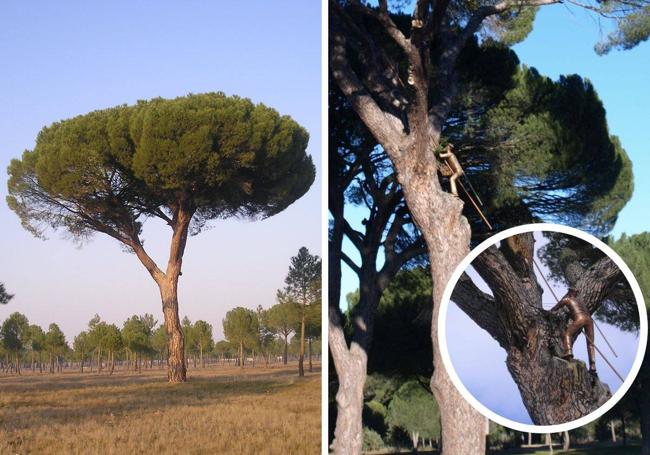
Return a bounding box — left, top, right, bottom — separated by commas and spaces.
437, 144, 464, 197
550, 287, 597, 375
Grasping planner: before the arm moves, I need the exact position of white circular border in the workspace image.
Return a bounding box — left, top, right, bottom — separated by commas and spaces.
438, 223, 648, 434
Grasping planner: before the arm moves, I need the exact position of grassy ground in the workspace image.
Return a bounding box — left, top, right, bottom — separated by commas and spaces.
506, 444, 642, 454
367, 443, 642, 455
0, 363, 321, 454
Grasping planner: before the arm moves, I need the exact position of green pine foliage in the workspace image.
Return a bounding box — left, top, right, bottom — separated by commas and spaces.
7, 92, 315, 240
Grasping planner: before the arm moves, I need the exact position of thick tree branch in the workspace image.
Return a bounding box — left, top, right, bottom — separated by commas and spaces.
452, 273, 508, 346
341, 251, 362, 276
330, 8, 405, 155
472, 245, 536, 344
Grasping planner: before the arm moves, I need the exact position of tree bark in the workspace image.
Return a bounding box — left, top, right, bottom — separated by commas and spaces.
159, 277, 186, 382
621, 412, 627, 445
330, 6, 487, 451
545, 433, 553, 452
393, 139, 487, 454
640, 354, 650, 455
308, 336, 313, 372
456, 237, 618, 424
412, 431, 419, 450
299, 312, 306, 377
283, 334, 288, 365
331, 342, 367, 455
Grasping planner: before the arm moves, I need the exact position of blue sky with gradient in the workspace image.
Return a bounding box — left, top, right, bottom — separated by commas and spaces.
0, 1, 321, 341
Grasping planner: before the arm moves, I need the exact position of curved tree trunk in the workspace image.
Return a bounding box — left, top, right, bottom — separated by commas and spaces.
131, 206, 192, 383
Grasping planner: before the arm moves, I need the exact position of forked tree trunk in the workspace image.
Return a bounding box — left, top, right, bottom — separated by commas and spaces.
411, 431, 419, 450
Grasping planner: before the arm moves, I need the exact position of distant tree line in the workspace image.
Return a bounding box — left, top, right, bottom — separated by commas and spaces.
0, 247, 321, 377
0, 308, 321, 376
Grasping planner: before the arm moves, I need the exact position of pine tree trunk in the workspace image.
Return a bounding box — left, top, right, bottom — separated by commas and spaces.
200, 345, 204, 368
393, 149, 486, 454
299, 312, 305, 377
546, 433, 553, 452
412, 431, 419, 450
159, 278, 186, 382
331, 352, 366, 455
621, 413, 627, 445
640, 357, 650, 455
240, 341, 244, 369
283, 334, 288, 365
308, 337, 313, 372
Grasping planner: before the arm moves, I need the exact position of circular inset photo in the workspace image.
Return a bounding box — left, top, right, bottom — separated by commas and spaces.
439, 224, 647, 432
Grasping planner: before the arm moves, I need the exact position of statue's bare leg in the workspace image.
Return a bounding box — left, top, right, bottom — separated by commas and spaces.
583, 319, 596, 372
449, 173, 459, 196
563, 319, 584, 360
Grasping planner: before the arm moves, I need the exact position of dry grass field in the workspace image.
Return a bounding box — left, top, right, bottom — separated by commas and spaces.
0, 363, 321, 454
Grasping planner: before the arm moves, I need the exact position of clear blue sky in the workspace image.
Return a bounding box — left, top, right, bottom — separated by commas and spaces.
446, 233, 639, 424
339, 4, 650, 305
0, 1, 321, 341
